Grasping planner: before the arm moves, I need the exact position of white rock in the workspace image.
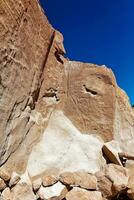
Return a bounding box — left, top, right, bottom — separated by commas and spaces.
37, 181, 65, 199
27, 110, 105, 177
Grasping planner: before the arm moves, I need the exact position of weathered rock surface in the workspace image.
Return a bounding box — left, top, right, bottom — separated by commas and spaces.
0, 0, 134, 200
96, 164, 129, 198
32, 178, 42, 192
60, 171, 97, 190
102, 140, 122, 165
11, 183, 36, 200
37, 182, 66, 199
0, 178, 6, 191
9, 172, 21, 187
1, 187, 12, 200
66, 188, 102, 200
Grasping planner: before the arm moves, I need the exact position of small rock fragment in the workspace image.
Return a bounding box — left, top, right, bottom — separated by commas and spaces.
32, 178, 42, 192
0, 178, 6, 191
59, 172, 75, 186
74, 171, 97, 190
1, 187, 12, 200
102, 140, 122, 165
9, 172, 21, 187
96, 170, 113, 198
127, 188, 134, 200
66, 187, 102, 200
0, 169, 11, 182
42, 173, 58, 187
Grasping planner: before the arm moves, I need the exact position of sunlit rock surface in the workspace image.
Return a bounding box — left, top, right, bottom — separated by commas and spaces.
0, 0, 134, 199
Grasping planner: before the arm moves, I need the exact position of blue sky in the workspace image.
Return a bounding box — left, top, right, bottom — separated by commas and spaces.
40, 0, 134, 105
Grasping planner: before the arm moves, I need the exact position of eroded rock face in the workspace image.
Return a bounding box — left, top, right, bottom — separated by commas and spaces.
0, 0, 134, 200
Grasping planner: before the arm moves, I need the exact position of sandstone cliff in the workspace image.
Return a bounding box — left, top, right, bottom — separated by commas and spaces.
0, 0, 134, 199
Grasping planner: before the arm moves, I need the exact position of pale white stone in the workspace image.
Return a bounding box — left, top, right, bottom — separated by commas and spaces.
37, 182, 65, 199
20, 171, 32, 186
27, 110, 105, 177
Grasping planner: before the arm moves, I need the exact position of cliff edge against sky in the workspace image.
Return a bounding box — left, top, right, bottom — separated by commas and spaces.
0, 0, 134, 199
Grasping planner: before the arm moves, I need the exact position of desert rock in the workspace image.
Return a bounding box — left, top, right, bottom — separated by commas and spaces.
105, 164, 129, 193
11, 183, 36, 200
37, 182, 66, 199
32, 178, 42, 192
9, 172, 21, 187
0, 178, 6, 191
1, 187, 12, 200
66, 188, 102, 200
60, 171, 97, 190
0, 0, 134, 199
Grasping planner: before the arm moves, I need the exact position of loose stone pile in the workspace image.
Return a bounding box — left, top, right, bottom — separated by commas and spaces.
0, 159, 134, 200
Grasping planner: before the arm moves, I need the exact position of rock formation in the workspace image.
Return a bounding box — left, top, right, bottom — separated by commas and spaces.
0, 0, 134, 199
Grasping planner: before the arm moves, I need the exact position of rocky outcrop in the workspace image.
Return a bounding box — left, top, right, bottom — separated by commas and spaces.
0, 0, 134, 199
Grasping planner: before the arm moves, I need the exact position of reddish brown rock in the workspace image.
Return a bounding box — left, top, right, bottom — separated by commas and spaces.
96, 170, 113, 198
96, 164, 129, 198
102, 140, 122, 165
105, 164, 129, 193
42, 173, 58, 187
59, 172, 75, 186
60, 171, 97, 190
11, 182, 36, 200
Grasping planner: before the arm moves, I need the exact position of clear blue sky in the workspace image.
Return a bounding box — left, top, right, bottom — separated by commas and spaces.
40, 0, 134, 105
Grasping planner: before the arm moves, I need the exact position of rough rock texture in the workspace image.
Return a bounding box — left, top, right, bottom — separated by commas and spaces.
66, 188, 102, 200
59, 171, 97, 190
0, 0, 134, 199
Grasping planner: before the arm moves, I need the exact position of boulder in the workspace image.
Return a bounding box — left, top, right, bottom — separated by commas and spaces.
0, 169, 11, 182
66, 187, 102, 200
96, 164, 129, 198
96, 170, 113, 198
60, 171, 97, 190
11, 183, 36, 200
127, 189, 134, 200
37, 182, 66, 199
105, 164, 129, 193
42, 173, 58, 187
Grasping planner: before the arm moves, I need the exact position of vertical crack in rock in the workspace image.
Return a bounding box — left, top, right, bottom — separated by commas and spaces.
29, 30, 56, 109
